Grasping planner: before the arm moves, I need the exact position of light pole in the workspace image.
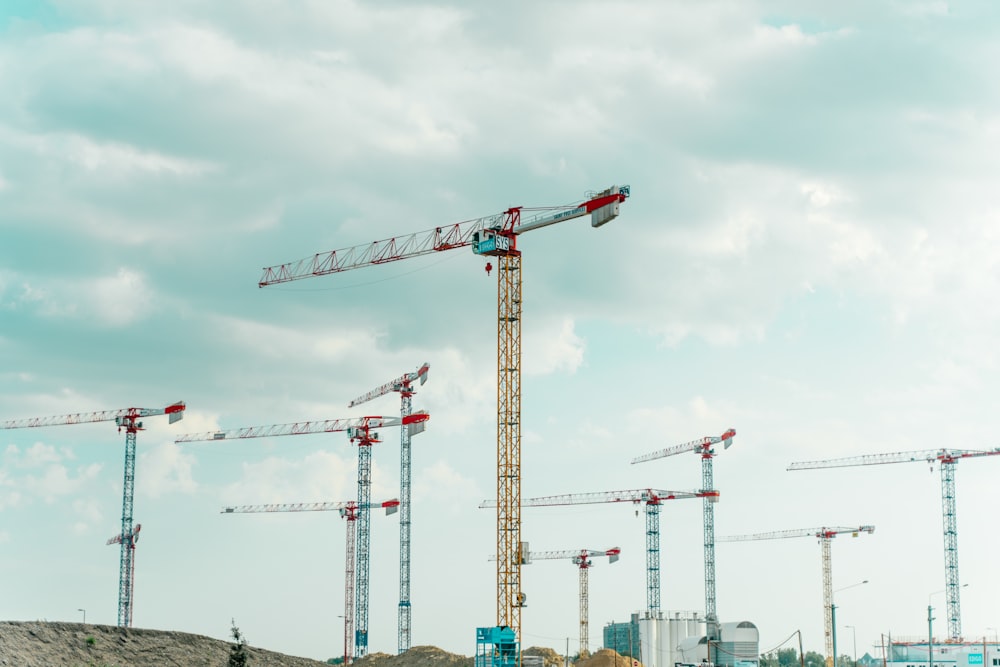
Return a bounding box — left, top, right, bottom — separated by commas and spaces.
833, 581, 869, 667
846, 625, 857, 667
78, 608, 86, 624
929, 585, 968, 667
337, 615, 347, 665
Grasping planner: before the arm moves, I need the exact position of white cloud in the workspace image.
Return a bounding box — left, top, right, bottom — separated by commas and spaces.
90, 267, 153, 326
9, 267, 155, 327
413, 460, 481, 514
221, 450, 356, 506
893, 1, 950, 18
71, 496, 104, 534
0, 468, 22, 510
139, 442, 197, 498
211, 313, 379, 363
3, 127, 218, 176
524, 318, 585, 376
754, 23, 821, 47
23, 462, 103, 503
23, 442, 63, 467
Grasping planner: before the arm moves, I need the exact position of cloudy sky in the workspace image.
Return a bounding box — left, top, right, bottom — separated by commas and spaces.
3, 0, 1000, 663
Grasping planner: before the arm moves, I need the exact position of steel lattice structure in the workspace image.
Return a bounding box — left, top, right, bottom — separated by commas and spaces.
492, 547, 620, 655
258, 184, 629, 650
2, 402, 185, 627
222, 499, 399, 665
496, 250, 523, 633
484, 488, 706, 615
789, 446, 1000, 640
349, 363, 429, 654
631, 429, 735, 640
106, 523, 142, 628
719, 525, 874, 667
179, 412, 428, 658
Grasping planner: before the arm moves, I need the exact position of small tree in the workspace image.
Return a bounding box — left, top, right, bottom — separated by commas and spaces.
229, 619, 250, 667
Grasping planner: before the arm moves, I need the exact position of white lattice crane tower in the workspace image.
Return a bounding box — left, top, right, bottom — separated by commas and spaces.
719, 525, 874, 667
631, 428, 735, 640
790, 447, 1000, 641
493, 547, 620, 655
348, 362, 429, 654
258, 184, 630, 652
106, 523, 142, 627
222, 498, 399, 664
483, 488, 707, 616
177, 412, 428, 658
2, 402, 186, 627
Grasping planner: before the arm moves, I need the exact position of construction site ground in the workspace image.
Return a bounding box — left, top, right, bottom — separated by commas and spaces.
0, 621, 641, 667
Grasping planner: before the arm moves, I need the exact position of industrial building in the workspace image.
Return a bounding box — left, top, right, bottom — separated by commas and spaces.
604, 612, 759, 667
886, 641, 1000, 667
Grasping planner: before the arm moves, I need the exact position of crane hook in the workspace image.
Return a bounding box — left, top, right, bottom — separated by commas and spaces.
484, 261, 493, 276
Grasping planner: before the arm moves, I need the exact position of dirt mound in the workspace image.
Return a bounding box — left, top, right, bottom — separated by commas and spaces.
353, 645, 474, 667
576, 648, 642, 667
524, 646, 565, 667
0, 621, 332, 667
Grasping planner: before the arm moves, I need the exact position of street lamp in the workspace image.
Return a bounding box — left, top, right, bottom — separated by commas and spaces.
832, 581, 869, 667
929, 584, 968, 667
845, 625, 857, 667
77, 608, 86, 624
337, 615, 347, 665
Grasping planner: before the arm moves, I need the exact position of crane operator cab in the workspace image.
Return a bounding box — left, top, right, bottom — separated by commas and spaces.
472, 228, 514, 257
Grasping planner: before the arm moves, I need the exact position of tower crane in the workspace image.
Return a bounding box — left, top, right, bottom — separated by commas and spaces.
106, 523, 142, 628
177, 412, 428, 658
789, 447, 1000, 641
2, 402, 186, 627
222, 498, 400, 665
482, 488, 709, 616
631, 429, 735, 644
348, 362, 429, 654
492, 547, 620, 655
259, 184, 630, 661
718, 525, 874, 667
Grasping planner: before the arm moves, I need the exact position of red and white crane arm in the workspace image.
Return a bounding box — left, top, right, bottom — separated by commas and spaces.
719, 525, 875, 542
631, 428, 737, 465
221, 499, 400, 515
107, 523, 142, 546
789, 447, 1000, 470
2, 402, 186, 430
531, 547, 621, 565
480, 488, 709, 509
174, 412, 429, 443
259, 186, 630, 286
348, 363, 430, 407
491, 547, 621, 565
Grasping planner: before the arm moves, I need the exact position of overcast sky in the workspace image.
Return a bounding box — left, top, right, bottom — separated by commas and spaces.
3, 0, 1000, 663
